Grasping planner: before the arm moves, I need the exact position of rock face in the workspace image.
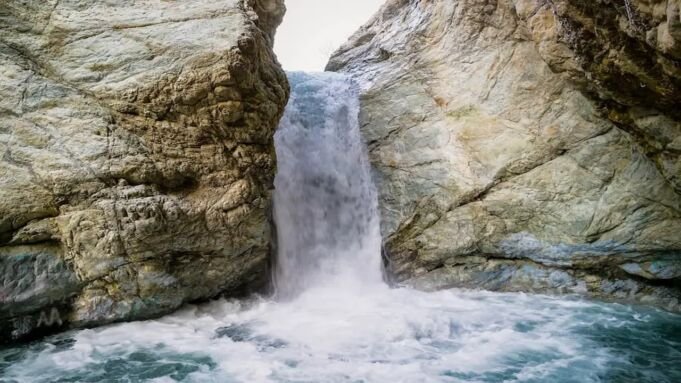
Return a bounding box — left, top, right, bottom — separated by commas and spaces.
0, 0, 288, 342
329, 0, 681, 310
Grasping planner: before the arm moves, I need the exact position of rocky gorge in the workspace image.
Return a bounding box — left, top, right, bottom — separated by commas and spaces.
2, 1, 681, 381
328, 0, 681, 311
1, 0, 681, 348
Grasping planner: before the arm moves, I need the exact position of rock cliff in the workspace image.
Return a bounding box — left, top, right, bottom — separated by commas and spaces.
329, 0, 681, 310
0, 0, 288, 342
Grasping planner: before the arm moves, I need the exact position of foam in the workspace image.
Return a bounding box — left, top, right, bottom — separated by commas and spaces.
4, 288, 680, 382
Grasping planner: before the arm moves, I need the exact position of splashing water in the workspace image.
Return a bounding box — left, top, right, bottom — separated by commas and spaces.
1, 73, 681, 383
2, 290, 680, 382
273, 72, 383, 297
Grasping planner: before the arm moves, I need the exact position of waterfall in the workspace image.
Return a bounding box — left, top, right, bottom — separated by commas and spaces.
273, 72, 384, 298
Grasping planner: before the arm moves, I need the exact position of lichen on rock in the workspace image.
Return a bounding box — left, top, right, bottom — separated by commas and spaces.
328, 0, 681, 311
0, 0, 288, 343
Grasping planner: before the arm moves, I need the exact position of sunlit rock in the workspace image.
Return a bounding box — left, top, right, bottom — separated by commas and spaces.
0, 0, 288, 342
329, 0, 681, 310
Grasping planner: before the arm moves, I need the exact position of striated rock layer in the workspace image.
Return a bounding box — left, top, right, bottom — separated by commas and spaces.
329, 0, 681, 310
0, 0, 288, 342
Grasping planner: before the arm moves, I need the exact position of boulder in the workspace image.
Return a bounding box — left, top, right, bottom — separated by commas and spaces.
329, 0, 681, 311
0, 0, 288, 342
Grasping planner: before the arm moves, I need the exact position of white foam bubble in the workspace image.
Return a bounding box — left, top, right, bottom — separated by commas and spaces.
4, 287, 634, 382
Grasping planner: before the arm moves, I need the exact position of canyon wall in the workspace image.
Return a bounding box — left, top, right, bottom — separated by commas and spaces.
329, 0, 681, 310
0, 0, 288, 342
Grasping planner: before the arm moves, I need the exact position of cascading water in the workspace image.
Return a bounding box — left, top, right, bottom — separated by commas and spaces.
273, 72, 383, 297
1, 73, 680, 383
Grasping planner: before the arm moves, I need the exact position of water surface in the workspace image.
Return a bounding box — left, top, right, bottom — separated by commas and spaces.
1, 287, 680, 382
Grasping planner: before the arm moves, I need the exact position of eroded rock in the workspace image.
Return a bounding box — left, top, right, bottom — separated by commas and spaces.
0, 0, 288, 342
329, 0, 681, 311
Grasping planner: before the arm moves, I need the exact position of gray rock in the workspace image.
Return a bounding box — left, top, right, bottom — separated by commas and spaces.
329, 0, 681, 310
0, 0, 288, 342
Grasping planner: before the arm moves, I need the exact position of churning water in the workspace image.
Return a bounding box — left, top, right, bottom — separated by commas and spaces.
273, 72, 383, 297
1, 73, 680, 383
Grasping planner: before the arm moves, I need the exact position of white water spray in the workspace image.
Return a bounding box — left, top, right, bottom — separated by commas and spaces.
273, 72, 384, 297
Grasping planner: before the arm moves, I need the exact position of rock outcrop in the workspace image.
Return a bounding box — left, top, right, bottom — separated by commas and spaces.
0, 0, 288, 343
329, 0, 681, 310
